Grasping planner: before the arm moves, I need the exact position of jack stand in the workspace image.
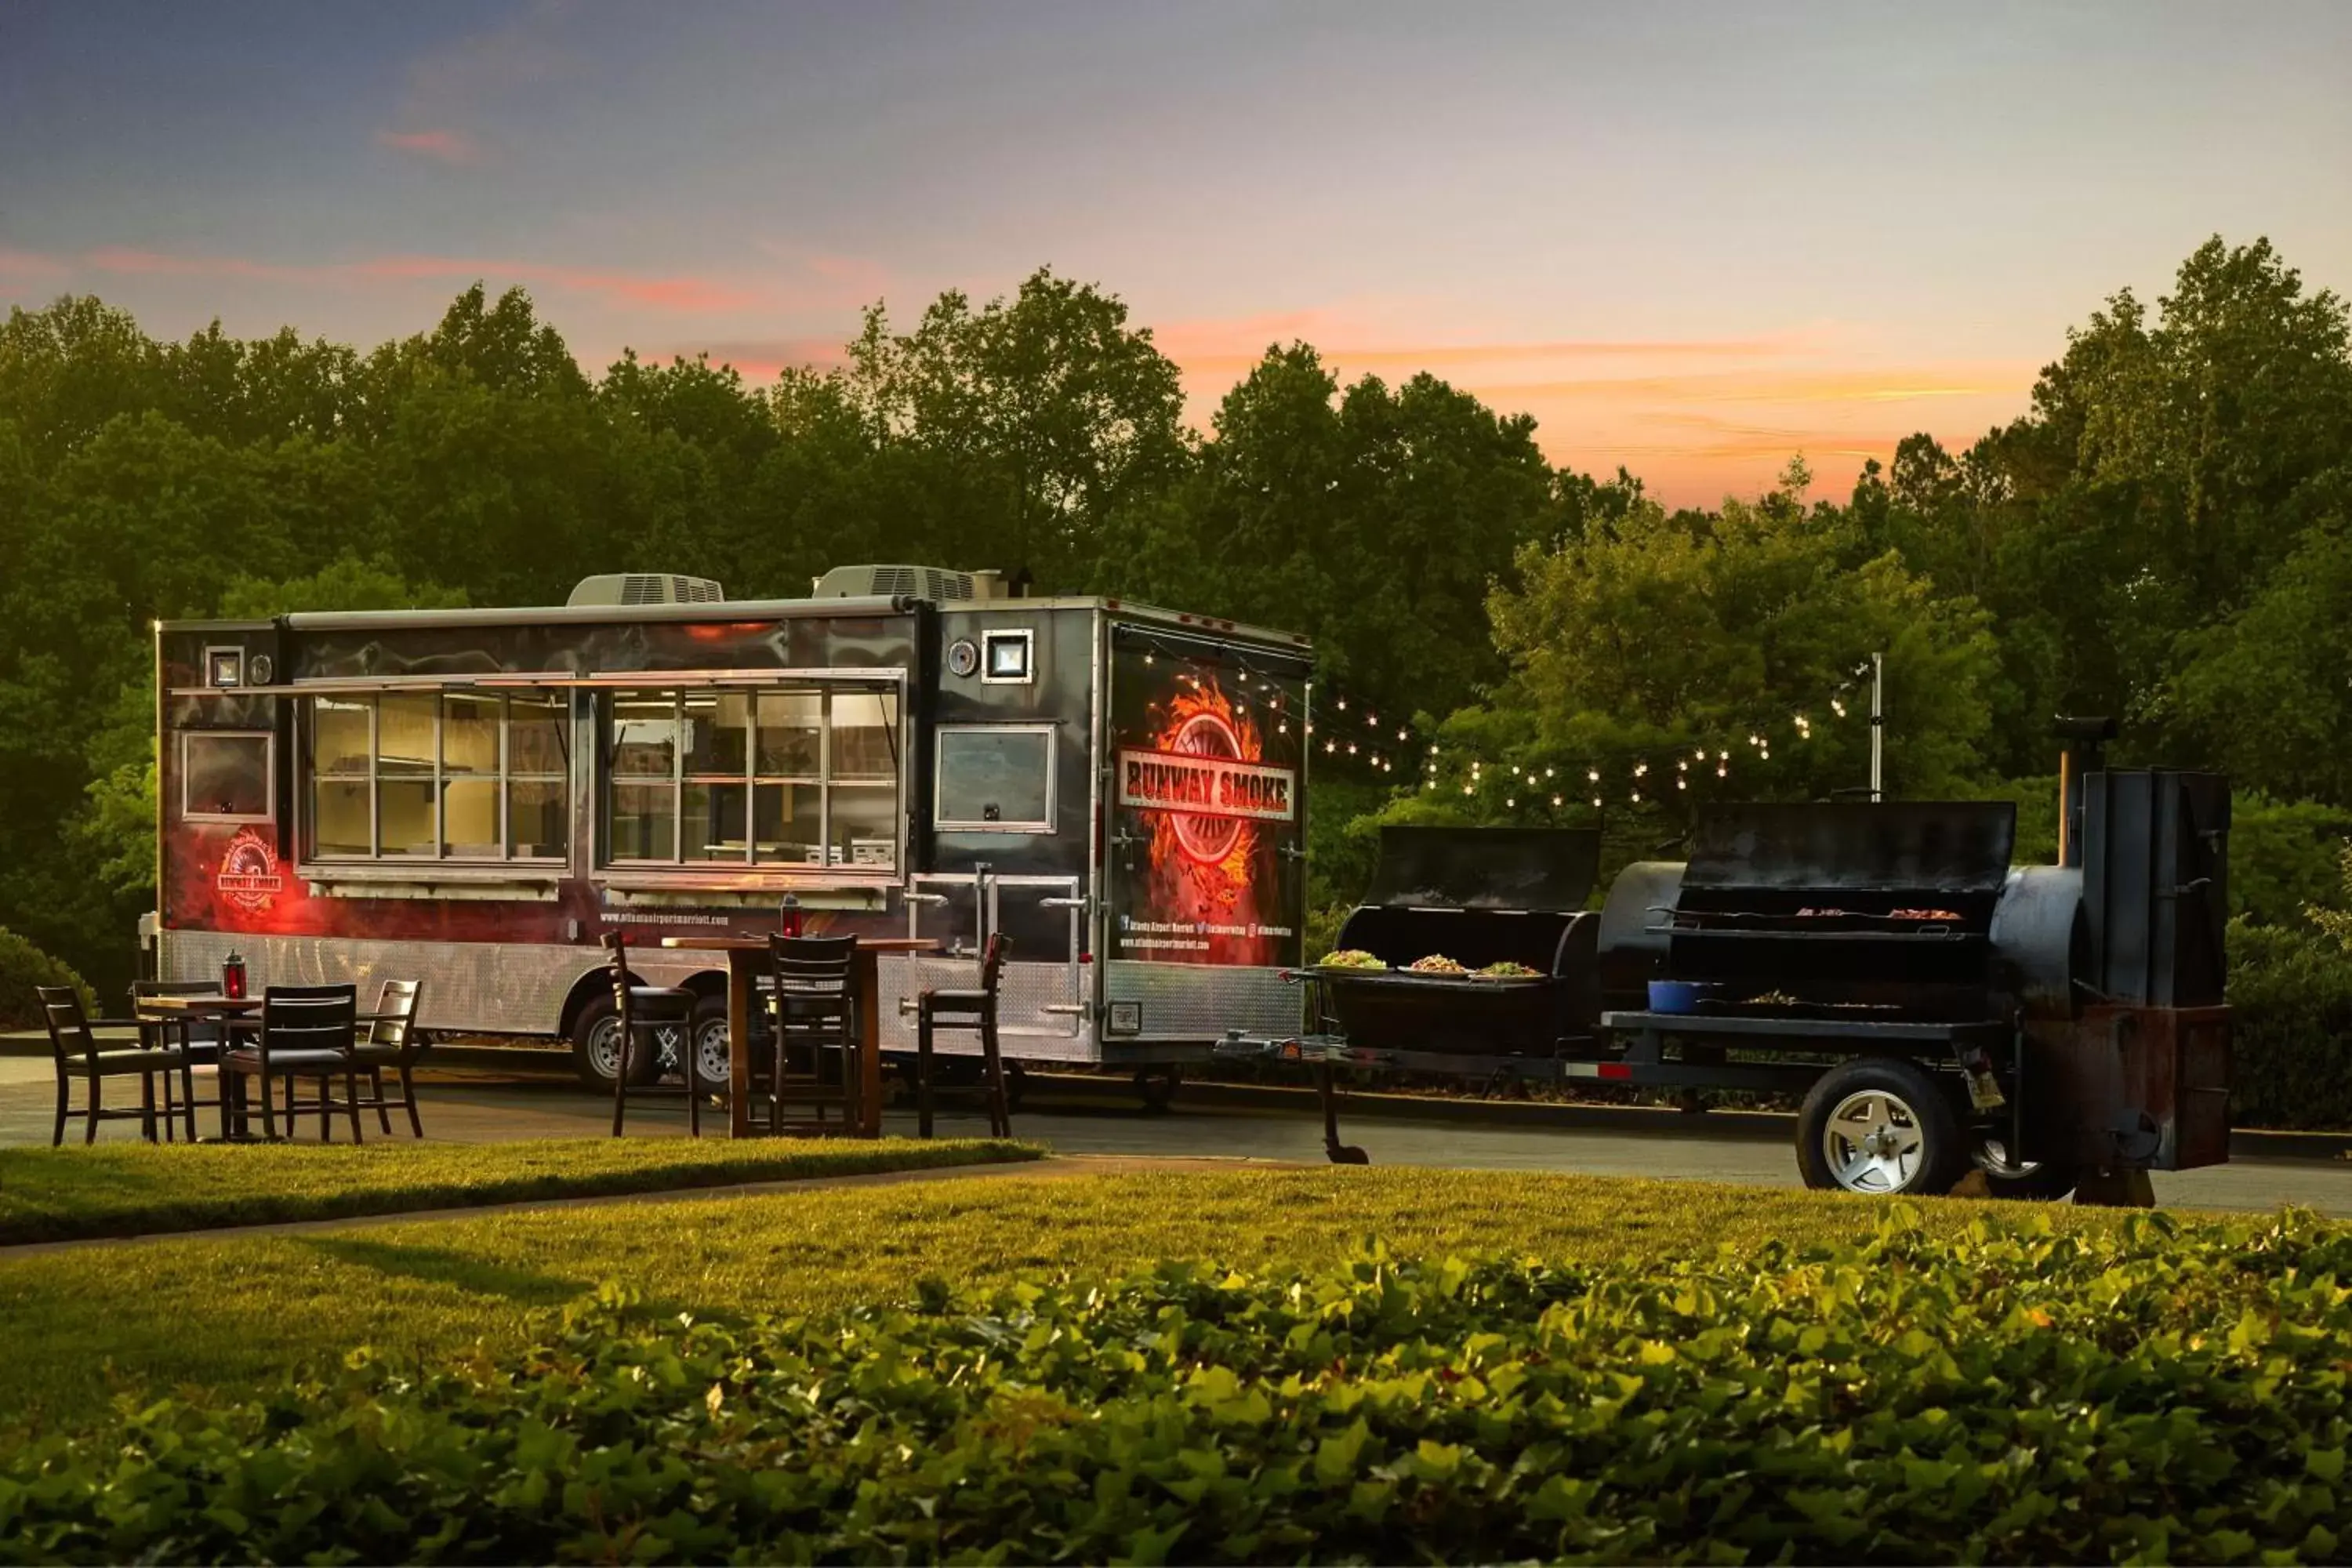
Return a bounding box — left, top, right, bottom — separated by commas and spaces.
2073, 1167, 2157, 1207
1317, 1063, 1368, 1165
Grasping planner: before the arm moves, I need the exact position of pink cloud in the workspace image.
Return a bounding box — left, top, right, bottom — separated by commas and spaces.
376, 128, 481, 165
0, 247, 70, 284
74, 245, 765, 314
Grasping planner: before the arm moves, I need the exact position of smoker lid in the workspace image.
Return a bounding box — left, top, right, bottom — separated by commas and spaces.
1684, 802, 2016, 893
1363, 826, 1600, 910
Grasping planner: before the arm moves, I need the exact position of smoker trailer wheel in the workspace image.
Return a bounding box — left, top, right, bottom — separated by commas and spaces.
1795, 1056, 1967, 1196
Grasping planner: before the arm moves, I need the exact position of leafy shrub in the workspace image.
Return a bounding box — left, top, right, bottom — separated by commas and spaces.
5, 1210, 2349, 1563
2227, 916, 2352, 1129
2230, 794, 2352, 927
0, 927, 94, 1033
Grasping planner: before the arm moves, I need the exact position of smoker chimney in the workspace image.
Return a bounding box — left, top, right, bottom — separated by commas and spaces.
2053, 716, 2118, 867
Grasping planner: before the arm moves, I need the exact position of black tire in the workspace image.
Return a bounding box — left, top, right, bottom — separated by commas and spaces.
1796, 1057, 1965, 1196
568, 995, 666, 1091
1969, 1132, 2081, 1201
688, 996, 732, 1098
1135, 1065, 1181, 1113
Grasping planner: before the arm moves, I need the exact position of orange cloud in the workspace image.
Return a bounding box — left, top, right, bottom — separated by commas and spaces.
376, 128, 481, 165
1463, 365, 2036, 407
1168, 335, 1807, 377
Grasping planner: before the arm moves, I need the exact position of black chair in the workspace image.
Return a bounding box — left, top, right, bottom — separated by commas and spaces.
223, 985, 361, 1142
131, 978, 230, 1142
914, 932, 1013, 1139
350, 979, 426, 1138
604, 932, 700, 1138
38, 985, 183, 1145
763, 934, 861, 1134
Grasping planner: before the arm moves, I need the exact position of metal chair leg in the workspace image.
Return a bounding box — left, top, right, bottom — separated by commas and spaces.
372, 1069, 394, 1135
344, 1066, 365, 1142
181, 1054, 199, 1142
982, 1013, 1011, 1138
916, 1008, 936, 1139
400, 1064, 424, 1137
611, 1025, 629, 1138
53, 1074, 68, 1147
259, 1068, 281, 1141
140, 1073, 158, 1143
85, 1074, 101, 1144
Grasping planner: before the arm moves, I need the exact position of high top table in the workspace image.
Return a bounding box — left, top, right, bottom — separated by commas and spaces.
662, 935, 941, 1138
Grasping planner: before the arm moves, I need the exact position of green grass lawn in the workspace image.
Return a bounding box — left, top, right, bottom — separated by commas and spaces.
0, 1164, 2130, 1436
0, 1135, 1042, 1246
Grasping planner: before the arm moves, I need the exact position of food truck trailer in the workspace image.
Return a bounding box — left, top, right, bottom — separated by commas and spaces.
153, 566, 1312, 1100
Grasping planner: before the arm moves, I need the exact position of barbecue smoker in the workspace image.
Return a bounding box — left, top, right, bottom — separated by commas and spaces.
1229, 742, 2231, 1204
1309, 828, 1602, 1060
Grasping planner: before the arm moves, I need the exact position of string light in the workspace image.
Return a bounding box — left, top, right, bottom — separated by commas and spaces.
1831, 699, 1846, 717
1588, 768, 1600, 782
1592, 795, 1603, 808
1506, 797, 1516, 808
1634, 762, 1648, 778
1552, 794, 1563, 807
1676, 777, 1687, 790
1326, 740, 1338, 754
1336, 698, 1346, 710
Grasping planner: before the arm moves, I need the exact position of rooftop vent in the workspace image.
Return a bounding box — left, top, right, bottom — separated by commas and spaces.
811, 564, 1006, 603
567, 574, 726, 608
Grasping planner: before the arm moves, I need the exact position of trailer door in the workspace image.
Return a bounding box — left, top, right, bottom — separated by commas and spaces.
906, 868, 1084, 1041
1102, 626, 1308, 1001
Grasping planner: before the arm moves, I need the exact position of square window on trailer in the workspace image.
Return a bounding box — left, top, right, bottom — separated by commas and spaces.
934, 724, 1055, 832
181, 731, 274, 822
299, 691, 571, 862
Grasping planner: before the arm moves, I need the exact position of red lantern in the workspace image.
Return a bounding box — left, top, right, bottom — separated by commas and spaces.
222, 951, 247, 1000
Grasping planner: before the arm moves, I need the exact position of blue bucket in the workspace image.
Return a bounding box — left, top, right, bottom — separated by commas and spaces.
1647, 980, 1708, 1014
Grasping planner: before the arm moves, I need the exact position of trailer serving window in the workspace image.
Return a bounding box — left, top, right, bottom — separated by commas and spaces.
933, 724, 1054, 833
300, 691, 570, 862
602, 684, 901, 869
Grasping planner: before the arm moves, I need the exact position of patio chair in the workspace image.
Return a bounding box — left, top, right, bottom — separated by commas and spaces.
603, 932, 700, 1138
38, 985, 185, 1146
131, 978, 231, 1142
913, 932, 1014, 1139
762, 934, 861, 1134
223, 985, 361, 1142
350, 979, 426, 1137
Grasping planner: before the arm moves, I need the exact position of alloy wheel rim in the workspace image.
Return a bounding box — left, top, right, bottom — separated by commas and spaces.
1822, 1090, 1927, 1193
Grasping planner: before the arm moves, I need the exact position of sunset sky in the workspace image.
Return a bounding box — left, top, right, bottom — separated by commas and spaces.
3, 0, 2347, 505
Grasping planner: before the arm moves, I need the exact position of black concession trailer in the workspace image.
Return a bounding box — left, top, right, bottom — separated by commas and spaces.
154, 564, 1313, 1100
1224, 735, 2230, 1203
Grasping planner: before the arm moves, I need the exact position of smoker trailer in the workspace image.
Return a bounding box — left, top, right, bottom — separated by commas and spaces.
153, 566, 1312, 1100
1228, 743, 2230, 1202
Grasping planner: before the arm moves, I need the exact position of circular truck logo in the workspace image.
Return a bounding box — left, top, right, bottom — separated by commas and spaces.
1167, 709, 1246, 866
216, 826, 285, 914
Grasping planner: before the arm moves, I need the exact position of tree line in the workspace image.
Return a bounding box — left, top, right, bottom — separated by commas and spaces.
2, 236, 2347, 999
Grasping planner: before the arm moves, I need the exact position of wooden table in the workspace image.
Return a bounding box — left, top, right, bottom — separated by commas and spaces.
133, 994, 263, 1139
661, 936, 941, 1138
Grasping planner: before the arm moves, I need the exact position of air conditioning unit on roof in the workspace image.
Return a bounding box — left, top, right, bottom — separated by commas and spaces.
566, 574, 725, 607
811, 564, 1006, 603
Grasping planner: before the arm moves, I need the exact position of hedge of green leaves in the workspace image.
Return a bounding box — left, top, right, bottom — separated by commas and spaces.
2226, 916, 2352, 1130
4, 1209, 2348, 1563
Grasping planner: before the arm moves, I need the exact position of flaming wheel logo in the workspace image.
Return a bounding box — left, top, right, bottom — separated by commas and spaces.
216, 826, 284, 914
1166, 706, 1247, 866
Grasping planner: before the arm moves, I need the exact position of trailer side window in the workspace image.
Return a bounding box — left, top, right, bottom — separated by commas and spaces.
601, 684, 901, 869
935, 725, 1055, 833
181, 731, 274, 823
302, 692, 571, 863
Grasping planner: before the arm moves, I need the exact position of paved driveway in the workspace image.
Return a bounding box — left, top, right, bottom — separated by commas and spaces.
5, 1054, 2347, 1216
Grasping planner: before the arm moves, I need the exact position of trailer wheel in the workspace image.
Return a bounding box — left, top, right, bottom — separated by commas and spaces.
1135, 1066, 1181, 1113
1796, 1058, 1964, 1196
568, 996, 666, 1091
688, 997, 732, 1098
1969, 1134, 2080, 1201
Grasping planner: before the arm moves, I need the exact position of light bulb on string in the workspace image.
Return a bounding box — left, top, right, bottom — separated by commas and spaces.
1346, 742, 1357, 755
1718, 750, 1729, 761
1506, 797, 1516, 808
1463, 785, 1474, 796
1588, 768, 1600, 782
1336, 697, 1346, 710
1717, 764, 1728, 778
1831, 699, 1846, 717
1634, 762, 1648, 778
1695, 748, 1707, 761
1552, 794, 1563, 807
1677, 758, 1688, 772
1676, 777, 1687, 791
1631, 789, 1642, 804
1326, 741, 1337, 754
1544, 766, 1555, 779
1592, 796, 1603, 808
